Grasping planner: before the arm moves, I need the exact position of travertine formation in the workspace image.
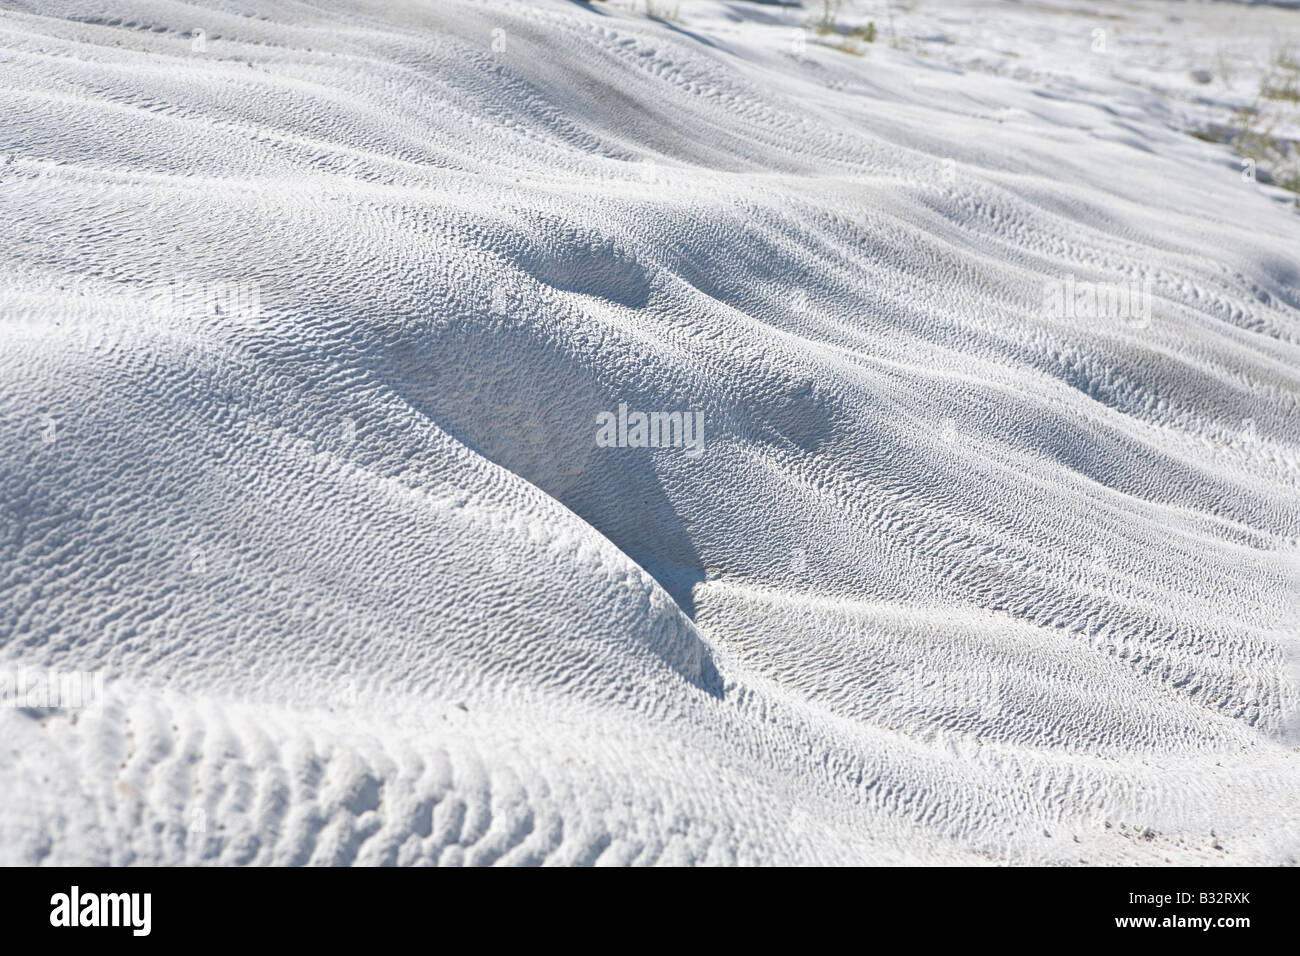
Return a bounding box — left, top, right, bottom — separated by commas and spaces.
1, 0, 1297, 865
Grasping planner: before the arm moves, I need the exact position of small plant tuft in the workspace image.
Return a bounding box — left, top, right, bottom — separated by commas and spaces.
810, 0, 845, 36
644, 1, 681, 24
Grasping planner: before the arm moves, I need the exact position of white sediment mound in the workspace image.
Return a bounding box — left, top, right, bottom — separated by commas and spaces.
1, 0, 1298, 865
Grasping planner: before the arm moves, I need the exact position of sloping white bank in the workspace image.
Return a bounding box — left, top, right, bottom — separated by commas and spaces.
0, 0, 1297, 865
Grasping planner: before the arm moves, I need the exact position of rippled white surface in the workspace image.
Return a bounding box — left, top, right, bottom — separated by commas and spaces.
1, 0, 1298, 865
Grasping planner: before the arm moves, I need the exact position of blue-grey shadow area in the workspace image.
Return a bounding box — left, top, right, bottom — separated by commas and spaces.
369, 307, 721, 697
516, 240, 650, 310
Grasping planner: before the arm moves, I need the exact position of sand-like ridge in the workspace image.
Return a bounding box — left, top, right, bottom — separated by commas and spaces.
1, 0, 1298, 865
